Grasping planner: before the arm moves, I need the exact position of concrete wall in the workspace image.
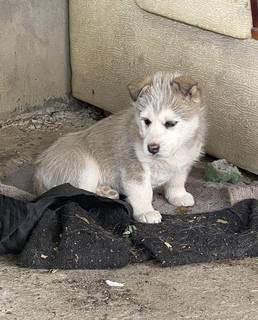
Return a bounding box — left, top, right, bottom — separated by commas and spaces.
0, 0, 70, 118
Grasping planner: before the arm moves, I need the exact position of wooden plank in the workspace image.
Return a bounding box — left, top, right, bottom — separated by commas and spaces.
251, 0, 258, 26
252, 27, 258, 40
251, 0, 258, 39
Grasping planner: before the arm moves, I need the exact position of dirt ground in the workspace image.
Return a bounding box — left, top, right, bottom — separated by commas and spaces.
1, 101, 258, 320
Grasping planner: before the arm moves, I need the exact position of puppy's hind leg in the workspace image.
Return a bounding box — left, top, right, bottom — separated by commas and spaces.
78, 157, 101, 193
96, 185, 119, 199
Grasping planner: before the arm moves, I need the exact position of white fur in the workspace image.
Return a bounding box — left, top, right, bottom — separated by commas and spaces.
79, 158, 100, 192
122, 167, 162, 223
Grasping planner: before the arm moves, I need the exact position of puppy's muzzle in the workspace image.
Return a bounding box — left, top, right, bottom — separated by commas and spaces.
148, 143, 160, 155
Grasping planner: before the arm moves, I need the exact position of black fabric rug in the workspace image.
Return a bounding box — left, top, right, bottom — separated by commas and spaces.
0, 184, 258, 269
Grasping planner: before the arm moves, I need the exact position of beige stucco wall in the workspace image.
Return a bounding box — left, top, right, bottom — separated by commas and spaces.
136, 0, 253, 39
70, 0, 258, 174
0, 1, 70, 118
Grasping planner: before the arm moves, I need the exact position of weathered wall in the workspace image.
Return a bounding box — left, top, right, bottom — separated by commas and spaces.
70, 0, 258, 174
0, 0, 70, 118
136, 0, 253, 39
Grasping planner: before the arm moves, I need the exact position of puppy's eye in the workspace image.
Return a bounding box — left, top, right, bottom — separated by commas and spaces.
143, 118, 152, 126
164, 121, 178, 128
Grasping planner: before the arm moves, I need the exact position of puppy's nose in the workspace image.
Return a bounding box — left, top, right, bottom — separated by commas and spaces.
148, 143, 160, 155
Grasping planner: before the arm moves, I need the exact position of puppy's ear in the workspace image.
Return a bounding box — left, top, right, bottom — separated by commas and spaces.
171, 75, 201, 103
188, 84, 201, 103
127, 76, 152, 101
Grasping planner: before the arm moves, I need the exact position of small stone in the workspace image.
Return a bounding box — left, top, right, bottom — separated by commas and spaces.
204, 159, 242, 184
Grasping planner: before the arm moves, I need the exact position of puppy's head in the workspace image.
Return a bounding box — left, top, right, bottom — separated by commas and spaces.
128, 72, 203, 158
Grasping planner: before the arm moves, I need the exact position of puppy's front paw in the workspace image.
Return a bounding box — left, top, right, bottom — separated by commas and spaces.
134, 210, 162, 224
167, 192, 195, 207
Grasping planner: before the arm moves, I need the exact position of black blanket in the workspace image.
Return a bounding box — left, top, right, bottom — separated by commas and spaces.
0, 184, 258, 269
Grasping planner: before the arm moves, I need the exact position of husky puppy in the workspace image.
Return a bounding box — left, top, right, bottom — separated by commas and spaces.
34, 72, 205, 223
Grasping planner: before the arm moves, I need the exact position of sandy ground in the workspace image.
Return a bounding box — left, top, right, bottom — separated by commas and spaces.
1, 101, 258, 320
